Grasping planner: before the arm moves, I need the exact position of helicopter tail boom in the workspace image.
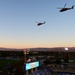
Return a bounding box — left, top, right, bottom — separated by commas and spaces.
72, 5, 74, 9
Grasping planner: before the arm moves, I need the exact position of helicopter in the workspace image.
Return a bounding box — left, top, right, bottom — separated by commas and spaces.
36, 21, 45, 26
57, 4, 74, 12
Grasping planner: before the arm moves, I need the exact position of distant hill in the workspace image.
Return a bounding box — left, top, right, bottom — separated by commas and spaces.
25, 47, 75, 52
0, 47, 75, 52
0, 47, 23, 51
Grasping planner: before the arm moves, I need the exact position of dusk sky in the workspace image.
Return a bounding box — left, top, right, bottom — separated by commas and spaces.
0, 0, 75, 48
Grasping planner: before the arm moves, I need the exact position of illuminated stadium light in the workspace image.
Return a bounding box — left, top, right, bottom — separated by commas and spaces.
65, 47, 68, 51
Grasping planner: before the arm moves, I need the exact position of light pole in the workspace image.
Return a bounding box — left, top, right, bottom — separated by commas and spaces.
64, 47, 69, 63
24, 49, 28, 75
24, 49, 30, 63
24, 49, 27, 63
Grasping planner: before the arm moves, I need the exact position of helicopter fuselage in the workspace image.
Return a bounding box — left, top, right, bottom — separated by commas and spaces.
37, 23, 44, 26
37, 23, 43, 25
60, 8, 72, 12
37, 22, 45, 26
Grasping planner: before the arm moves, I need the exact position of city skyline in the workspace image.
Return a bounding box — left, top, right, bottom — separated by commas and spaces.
0, 0, 75, 48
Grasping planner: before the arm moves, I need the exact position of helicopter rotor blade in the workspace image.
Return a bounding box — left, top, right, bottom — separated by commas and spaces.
64, 3, 67, 8
57, 7, 62, 9
36, 22, 39, 23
